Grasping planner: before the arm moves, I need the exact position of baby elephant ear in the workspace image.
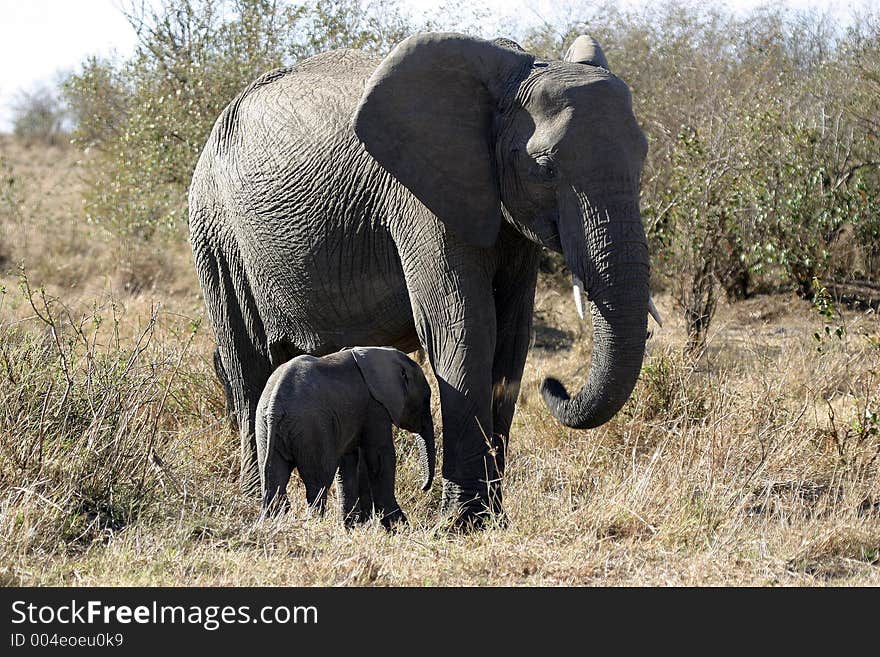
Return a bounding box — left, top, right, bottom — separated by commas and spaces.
352, 347, 409, 426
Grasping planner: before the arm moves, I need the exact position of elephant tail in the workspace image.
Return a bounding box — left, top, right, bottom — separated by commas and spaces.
416, 428, 435, 492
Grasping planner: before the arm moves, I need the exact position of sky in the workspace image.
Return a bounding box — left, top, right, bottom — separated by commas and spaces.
0, 1, 136, 129
0, 0, 875, 131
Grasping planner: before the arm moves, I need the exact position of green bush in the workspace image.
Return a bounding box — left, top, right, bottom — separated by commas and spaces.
62, 0, 424, 246
520, 2, 880, 351
59, 0, 880, 339
10, 84, 68, 146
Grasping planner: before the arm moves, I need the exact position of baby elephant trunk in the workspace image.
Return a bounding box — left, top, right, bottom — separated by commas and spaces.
416, 411, 436, 491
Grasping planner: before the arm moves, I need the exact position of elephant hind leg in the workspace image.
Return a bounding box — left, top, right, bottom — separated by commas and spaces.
223, 328, 272, 495
260, 453, 294, 517
191, 213, 272, 494
298, 454, 333, 519
256, 406, 294, 517
357, 449, 374, 520
304, 482, 329, 517
212, 347, 238, 433
337, 450, 367, 527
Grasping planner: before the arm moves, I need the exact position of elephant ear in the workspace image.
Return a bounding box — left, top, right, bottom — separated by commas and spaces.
353, 33, 534, 248
564, 35, 609, 69
352, 347, 411, 426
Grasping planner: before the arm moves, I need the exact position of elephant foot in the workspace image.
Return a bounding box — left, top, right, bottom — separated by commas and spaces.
342, 509, 369, 529
440, 479, 506, 531
379, 507, 408, 531
259, 494, 291, 521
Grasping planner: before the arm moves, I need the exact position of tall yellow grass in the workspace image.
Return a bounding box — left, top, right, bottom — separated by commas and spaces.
1, 137, 878, 585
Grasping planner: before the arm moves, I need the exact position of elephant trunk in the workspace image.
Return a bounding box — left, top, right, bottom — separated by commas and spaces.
541, 186, 650, 429
416, 411, 436, 491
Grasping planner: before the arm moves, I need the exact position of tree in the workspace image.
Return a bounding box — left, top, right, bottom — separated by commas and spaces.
10, 83, 68, 145
62, 0, 421, 243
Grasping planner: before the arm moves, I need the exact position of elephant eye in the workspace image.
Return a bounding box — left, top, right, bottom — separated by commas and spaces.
531, 158, 559, 184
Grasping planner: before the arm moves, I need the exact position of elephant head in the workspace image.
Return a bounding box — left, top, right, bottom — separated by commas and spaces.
353, 33, 654, 430
352, 347, 436, 490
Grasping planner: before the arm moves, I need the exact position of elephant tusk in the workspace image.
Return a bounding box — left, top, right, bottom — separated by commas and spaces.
572, 276, 585, 320
648, 296, 663, 327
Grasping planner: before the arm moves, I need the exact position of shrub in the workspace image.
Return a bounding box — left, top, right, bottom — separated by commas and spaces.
58, 0, 880, 318
0, 274, 217, 552
519, 2, 880, 352
62, 0, 424, 246
9, 84, 68, 146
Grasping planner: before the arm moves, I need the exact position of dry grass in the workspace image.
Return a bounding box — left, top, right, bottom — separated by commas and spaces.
1, 137, 878, 586
0, 136, 200, 298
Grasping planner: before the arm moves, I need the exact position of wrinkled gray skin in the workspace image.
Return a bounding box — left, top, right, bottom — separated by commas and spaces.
256, 347, 435, 528
190, 33, 650, 526
213, 347, 238, 433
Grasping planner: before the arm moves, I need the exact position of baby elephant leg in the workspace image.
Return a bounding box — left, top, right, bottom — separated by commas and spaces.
300, 453, 333, 517
297, 426, 341, 520
357, 448, 374, 517
337, 450, 368, 526
257, 414, 293, 517
304, 480, 330, 517
260, 455, 293, 517
299, 455, 334, 518
361, 422, 406, 530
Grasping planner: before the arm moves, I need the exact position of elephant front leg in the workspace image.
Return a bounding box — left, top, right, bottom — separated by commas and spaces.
406, 255, 499, 528
337, 449, 372, 527
432, 352, 499, 528
490, 240, 540, 512
360, 412, 406, 530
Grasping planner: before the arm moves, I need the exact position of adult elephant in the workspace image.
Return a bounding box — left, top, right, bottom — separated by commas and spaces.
189, 33, 657, 526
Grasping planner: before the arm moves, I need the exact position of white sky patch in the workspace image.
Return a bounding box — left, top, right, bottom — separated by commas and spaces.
0, 0, 873, 131
0, 0, 137, 130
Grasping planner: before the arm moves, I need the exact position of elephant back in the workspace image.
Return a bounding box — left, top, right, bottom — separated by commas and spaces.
211, 49, 382, 160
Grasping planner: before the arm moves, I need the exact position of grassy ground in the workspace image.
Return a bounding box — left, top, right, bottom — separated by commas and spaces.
1, 136, 878, 586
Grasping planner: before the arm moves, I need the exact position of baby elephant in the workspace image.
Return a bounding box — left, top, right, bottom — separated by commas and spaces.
255, 347, 435, 528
